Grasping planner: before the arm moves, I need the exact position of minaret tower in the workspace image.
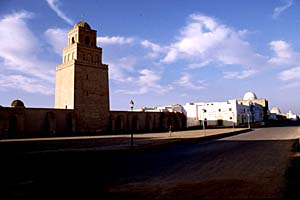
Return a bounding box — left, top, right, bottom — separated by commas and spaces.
55, 21, 110, 132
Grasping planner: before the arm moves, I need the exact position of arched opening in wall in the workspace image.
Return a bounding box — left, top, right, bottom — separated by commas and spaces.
46, 112, 56, 136
167, 117, 172, 129
66, 112, 75, 135
173, 115, 178, 130
115, 115, 123, 132
96, 55, 100, 63
146, 115, 152, 131
87, 54, 92, 62
132, 116, 138, 131
176, 114, 183, 129
8, 115, 17, 137
153, 115, 157, 130
217, 119, 223, 126
72, 37, 75, 44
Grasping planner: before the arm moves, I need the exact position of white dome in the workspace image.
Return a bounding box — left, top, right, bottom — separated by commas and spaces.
270, 107, 281, 114
243, 92, 257, 100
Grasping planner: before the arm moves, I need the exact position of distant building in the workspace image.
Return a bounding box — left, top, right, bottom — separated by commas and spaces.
135, 104, 185, 113
286, 110, 298, 121
269, 107, 281, 121
183, 97, 264, 128
236, 91, 269, 121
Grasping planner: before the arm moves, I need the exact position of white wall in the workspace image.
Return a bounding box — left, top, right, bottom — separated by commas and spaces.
183, 99, 264, 128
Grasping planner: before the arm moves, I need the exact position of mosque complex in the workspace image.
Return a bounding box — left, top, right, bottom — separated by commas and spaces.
0, 21, 296, 138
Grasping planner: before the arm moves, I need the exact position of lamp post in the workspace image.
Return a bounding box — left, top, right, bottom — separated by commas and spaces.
129, 100, 134, 148
247, 113, 250, 129
129, 100, 134, 111
202, 109, 206, 136
232, 112, 235, 130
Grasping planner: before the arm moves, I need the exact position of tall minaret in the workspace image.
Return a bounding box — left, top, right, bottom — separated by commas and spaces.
55, 21, 110, 132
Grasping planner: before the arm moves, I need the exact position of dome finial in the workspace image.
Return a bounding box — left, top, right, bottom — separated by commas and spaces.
74, 21, 91, 29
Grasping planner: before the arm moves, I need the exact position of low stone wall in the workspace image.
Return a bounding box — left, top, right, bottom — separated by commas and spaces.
0, 107, 75, 138
0, 107, 186, 138
110, 111, 186, 133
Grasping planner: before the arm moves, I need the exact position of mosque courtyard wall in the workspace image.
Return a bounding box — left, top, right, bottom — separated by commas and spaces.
0, 107, 186, 138
0, 107, 75, 138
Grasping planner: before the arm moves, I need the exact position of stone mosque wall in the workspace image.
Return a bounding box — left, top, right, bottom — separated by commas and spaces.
0, 107, 75, 138
0, 106, 186, 138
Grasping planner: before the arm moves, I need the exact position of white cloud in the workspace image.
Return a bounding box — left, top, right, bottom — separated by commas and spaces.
0, 11, 55, 94
175, 73, 206, 90
0, 11, 36, 53
97, 36, 134, 45
141, 40, 164, 52
141, 40, 166, 58
269, 40, 292, 58
223, 69, 258, 79
188, 60, 213, 69
108, 57, 136, 82
142, 14, 267, 79
44, 28, 67, 55
278, 66, 300, 89
116, 69, 173, 95
278, 67, 300, 81
0, 74, 54, 95
269, 41, 300, 88
272, 0, 293, 19
268, 40, 300, 66
280, 81, 300, 89
46, 0, 74, 25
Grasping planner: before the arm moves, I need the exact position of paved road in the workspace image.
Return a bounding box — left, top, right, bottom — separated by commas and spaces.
1, 126, 299, 199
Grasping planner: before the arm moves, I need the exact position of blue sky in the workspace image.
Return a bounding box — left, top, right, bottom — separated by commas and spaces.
1, 0, 300, 114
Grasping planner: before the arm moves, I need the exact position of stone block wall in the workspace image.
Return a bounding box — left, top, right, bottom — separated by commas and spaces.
110, 111, 186, 133
0, 107, 75, 138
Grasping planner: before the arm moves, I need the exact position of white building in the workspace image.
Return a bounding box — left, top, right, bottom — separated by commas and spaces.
286, 110, 298, 121
269, 107, 281, 120
183, 92, 264, 128
134, 104, 185, 113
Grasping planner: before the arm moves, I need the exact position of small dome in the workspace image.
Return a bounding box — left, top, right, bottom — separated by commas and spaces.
243, 91, 257, 100
74, 21, 91, 29
270, 107, 281, 114
11, 99, 25, 108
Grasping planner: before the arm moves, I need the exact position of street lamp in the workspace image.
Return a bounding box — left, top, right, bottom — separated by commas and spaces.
129, 100, 134, 111
202, 109, 206, 136
247, 113, 250, 129
129, 100, 134, 148
232, 112, 235, 130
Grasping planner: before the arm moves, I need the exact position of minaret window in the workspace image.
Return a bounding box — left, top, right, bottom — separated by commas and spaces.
85, 36, 90, 45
